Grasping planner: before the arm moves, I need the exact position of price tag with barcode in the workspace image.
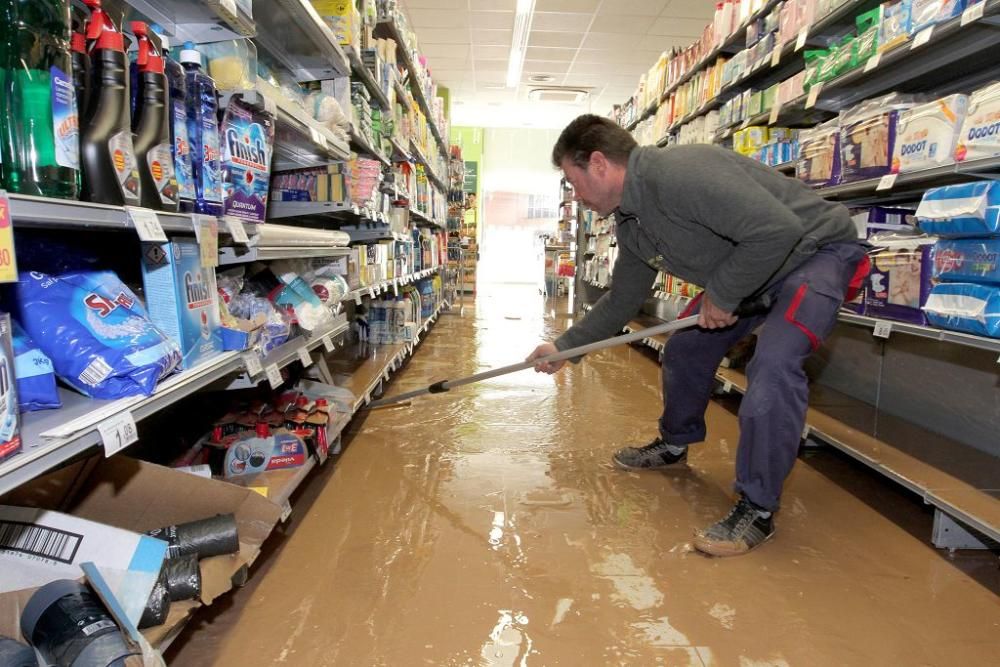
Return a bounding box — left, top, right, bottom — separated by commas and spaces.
243, 352, 263, 377
771, 47, 782, 68
877, 173, 898, 191
225, 215, 250, 244
962, 2, 985, 24
864, 54, 881, 73
219, 0, 237, 16
194, 214, 219, 268
353, 293, 363, 305
769, 104, 782, 125
796, 28, 808, 51
873, 320, 892, 339
265, 364, 283, 389
127, 207, 167, 242
723, 380, 733, 393
912, 26, 934, 49
322, 335, 335, 352
280, 500, 292, 522
369, 287, 376, 298
99, 411, 139, 457
297, 347, 313, 367
806, 83, 823, 109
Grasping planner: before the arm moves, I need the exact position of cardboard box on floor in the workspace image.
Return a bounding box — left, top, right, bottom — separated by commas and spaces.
0, 456, 282, 646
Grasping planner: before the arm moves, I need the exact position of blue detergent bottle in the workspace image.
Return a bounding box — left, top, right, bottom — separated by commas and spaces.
180, 41, 222, 216
152, 26, 195, 212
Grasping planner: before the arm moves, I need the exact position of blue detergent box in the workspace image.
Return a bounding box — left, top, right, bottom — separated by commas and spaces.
917, 181, 1000, 237
932, 239, 1000, 284
222, 97, 275, 223
924, 282, 1000, 338
141, 241, 224, 370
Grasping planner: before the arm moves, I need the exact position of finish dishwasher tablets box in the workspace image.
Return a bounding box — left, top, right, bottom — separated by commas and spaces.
141, 241, 224, 369
955, 81, 1000, 163
0, 314, 21, 463
222, 97, 275, 223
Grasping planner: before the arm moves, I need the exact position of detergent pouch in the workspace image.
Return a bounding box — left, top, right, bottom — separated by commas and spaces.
878, 0, 913, 53
222, 97, 274, 223
955, 81, 1000, 163
916, 181, 1000, 236
12, 320, 61, 412
923, 282, 1000, 337
839, 93, 917, 182
14, 271, 181, 399
797, 119, 843, 187
932, 239, 1000, 284
892, 94, 968, 173
911, 0, 964, 32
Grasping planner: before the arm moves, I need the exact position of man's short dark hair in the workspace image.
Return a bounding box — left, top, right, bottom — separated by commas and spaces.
552, 114, 638, 169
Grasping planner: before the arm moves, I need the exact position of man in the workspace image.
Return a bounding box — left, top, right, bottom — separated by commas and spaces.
527, 115, 868, 557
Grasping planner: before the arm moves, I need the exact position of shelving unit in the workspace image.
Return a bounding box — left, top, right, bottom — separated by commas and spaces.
345, 46, 392, 111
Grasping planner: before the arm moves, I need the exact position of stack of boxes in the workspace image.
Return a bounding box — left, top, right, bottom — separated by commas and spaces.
270, 165, 347, 203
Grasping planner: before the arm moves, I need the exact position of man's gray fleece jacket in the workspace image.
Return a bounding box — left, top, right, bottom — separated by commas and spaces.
555, 144, 858, 352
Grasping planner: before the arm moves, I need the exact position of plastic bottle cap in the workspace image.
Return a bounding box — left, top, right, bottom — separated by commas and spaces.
255, 422, 269, 438
180, 42, 202, 66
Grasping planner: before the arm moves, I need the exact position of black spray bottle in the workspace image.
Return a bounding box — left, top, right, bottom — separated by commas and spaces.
130, 22, 177, 211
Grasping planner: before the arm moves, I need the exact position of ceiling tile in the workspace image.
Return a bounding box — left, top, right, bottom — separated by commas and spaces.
526, 46, 578, 62
531, 11, 594, 32
403, 0, 465, 8
427, 55, 471, 70
474, 58, 510, 72
664, 0, 718, 18
528, 30, 583, 48
414, 27, 471, 44
469, 0, 514, 9
523, 59, 572, 74
420, 44, 472, 60
407, 8, 471, 30
473, 44, 512, 60
535, 0, 601, 11
472, 10, 515, 30
580, 32, 645, 50
585, 13, 655, 34
471, 28, 512, 45
597, 0, 670, 16
636, 34, 693, 52
648, 16, 711, 35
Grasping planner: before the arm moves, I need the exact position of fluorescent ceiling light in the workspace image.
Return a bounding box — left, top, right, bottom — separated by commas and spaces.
506, 0, 536, 88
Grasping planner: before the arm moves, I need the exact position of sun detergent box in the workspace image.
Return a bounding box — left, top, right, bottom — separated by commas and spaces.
141, 241, 224, 370
222, 97, 275, 223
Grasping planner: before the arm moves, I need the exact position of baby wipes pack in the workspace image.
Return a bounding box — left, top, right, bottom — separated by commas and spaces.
11, 320, 61, 412
932, 239, 1000, 284
916, 181, 1000, 237
222, 97, 275, 223
14, 271, 181, 399
955, 82, 1000, 163
141, 241, 224, 370
0, 314, 21, 463
924, 282, 1000, 338
892, 95, 968, 173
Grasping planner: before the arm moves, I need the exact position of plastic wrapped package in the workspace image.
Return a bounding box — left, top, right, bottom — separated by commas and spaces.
839, 93, 917, 181
916, 181, 1000, 236
797, 119, 843, 187
11, 320, 61, 411
910, 0, 964, 32
139, 574, 171, 629
864, 241, 935, 324
163, 553, 202, 600
13, 271, 181, 399
818, 36, 857, 81
892, 94, 968, 173
146, 513, 240, 559
855, 9, 881, 64
878, 0, 913, 52
932, 239, 1000, 284
923, 282, 1000, 337
955, 82, 1000, 162
803, 50, 828, 91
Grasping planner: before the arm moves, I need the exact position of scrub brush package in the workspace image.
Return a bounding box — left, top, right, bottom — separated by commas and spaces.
11, 320, 61, 412
892, 94, 968, 173
923, 282, 1000, 338
916, 181, 1000, 236
955, 82, 1000, 163
13, 271, 181, 399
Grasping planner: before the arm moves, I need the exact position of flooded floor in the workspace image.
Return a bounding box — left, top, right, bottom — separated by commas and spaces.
168, 284, 999, 666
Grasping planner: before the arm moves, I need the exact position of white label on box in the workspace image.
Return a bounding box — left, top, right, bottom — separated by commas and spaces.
127, 207, 167, 242
796, 28, 808, 51
873, 320, 893, 339
323, 335, 335, 352
962, 2, 985, 25
219, 0, 237, 16
243, 352, 263, 377
769, 104, 782, 125
771, 47, 782, 68
266, 364, 283, 389
100, 411, 139, 457
806, 83, 823, 109
864, 54, 881, 73
912, 27, 933, 49
225, 215, 250, 244
297, 346, 313, 367
877, 173, 898, 191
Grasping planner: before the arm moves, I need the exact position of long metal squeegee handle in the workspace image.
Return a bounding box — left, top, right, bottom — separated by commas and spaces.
367, 315, 701, 408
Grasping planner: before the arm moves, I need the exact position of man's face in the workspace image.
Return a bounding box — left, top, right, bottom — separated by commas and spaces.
560, 156, 620, 217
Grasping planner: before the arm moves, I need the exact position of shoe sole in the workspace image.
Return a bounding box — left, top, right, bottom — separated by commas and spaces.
692, 530, 774, 557
612, 456, 687, 471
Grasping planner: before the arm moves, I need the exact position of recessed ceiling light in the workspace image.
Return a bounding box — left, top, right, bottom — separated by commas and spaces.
529, 74, 555, 83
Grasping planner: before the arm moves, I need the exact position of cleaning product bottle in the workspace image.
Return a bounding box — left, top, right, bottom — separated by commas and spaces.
70, 27, 90, 126
130, 22, 177, 212
181, 41, 223, 216
0, 0, 80, 199
80, 0, 140, 206
153, 26, 195, 212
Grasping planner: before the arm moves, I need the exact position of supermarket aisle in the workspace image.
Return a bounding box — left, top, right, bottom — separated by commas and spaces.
169, 284, 998, 666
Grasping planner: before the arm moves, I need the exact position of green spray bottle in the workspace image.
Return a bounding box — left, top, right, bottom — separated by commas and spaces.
0, 0, 81, 199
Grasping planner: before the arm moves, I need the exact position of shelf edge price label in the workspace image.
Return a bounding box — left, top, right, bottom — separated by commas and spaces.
353, 293, 362, 306
795, 28, 808, 51
723, 380, 733, 393
962, 2, 985, 25
876, 173, 898, 191
127, 206, 167, 242
297, 346, 313, 367
194, 214, 219, 268
864, 54, 881, 73
219, 0, 238, 17
0, 191, 18, 283
99, 411, 139, 457
224, 215, 251, 244
242, 352, 263, 377
769, 103, 782, 126
806, 82, 823, 109
322, 335, 335, 352
873, 320, 893, 339
911, 26, 933, 49
771, 47, 782, 68
265, 363, 283, 389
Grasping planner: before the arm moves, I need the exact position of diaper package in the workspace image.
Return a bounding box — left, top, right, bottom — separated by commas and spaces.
141, 241, 224, 370
878, 0, 913, 53
797, 119, 843, 187
865, 241, 935, 324
12, 320, 61, 412
14, 271, 182, 399
910, 0, 964, 32
222, 97, 275, 223
932, 239, 1000, 284
916, 181, 1000, 237
893, 94, 968, 173
840, 94, 917, 181
955, 81, 1000, 163
0, 314, 21, 463
923, 282, 1000, 338
850, 206, 917, 238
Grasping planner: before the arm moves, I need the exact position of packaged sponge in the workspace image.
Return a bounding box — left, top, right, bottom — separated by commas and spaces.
892, 94, 968, 173
932, 239, 1000, 284
923, 282, 1000, 338
955, 82, 1000, 163
12, 320, 61, 412
916, 181, 1000, 237
14, 271, 182, 399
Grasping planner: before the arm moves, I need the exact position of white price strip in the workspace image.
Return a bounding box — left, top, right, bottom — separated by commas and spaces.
873, 320, 893, 339
242, 352, 263, 377
127, 207, 167, 242
723, 380, 733, 393
876, 173, 898, 191
771, 47, 782, 68
225, 215, 250, 244
369, 287, 376, 298
769, 104, 782, 125
962, 2, 985, 25
297, 346, 313, 367
99, 411, 139, 457
864, 54, 881, 73
265, 364, 283, 389
353, 293, 362, 305
194, 214, 219, 268
322, 335, 335, 352
795, 28, 808, 51
806, 82, 823, 109
309, 127, 323, 146
911, 27, 933, 50
280, 500, 292, 522
219, 0, 238, 16
802, 425, 811, 440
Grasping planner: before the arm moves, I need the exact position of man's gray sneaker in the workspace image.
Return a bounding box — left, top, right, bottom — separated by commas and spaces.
693, 496, 775, 557
612, 438, 688, 470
